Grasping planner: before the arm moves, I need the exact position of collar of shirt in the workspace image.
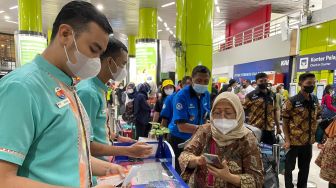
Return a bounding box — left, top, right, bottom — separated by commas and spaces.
297, 91, 314, 105
34, 55, 73, 86
92, 76, 108, 92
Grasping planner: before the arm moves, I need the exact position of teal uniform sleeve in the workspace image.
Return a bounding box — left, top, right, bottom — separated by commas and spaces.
0, 81, 40, 165
77, 89, 100, 142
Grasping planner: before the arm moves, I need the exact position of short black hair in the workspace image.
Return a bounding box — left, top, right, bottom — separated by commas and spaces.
229, 79, 237, 86
299, 72, 315, 83
178, 80, 182, 84
324, 84, 333, 96
182, 76, 192, 85
51, 1, 113, 42
244, 79, 251, 84
191, 65, 211, 77
252, 81, 257, 85
255, 72, 268, 81
100, 37, 128, 60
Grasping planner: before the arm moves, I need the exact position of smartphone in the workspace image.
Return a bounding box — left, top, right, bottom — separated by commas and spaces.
203, 153, 223, 169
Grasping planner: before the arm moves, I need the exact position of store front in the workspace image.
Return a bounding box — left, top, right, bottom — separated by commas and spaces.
0, 33, 16, 79
233, 56, 293, 88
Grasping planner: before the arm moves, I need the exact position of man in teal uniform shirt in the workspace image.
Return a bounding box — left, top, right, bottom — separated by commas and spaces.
77, 38, 153, 160
0, 1, 124, 187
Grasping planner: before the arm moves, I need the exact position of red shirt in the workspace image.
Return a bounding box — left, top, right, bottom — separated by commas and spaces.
322, 94, 336, 112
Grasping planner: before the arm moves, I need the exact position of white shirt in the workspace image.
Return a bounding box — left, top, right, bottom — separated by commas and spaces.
245, 85, 255, 95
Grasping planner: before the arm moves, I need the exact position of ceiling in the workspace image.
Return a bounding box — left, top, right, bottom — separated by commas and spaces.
0, 0, 323, 42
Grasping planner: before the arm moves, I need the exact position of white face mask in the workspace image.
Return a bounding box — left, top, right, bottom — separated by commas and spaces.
127, 89, 134, 94
64, 31, 101, 80
212, 118, 238, 135
164, 88, 174, 96
108, 58, 127, 81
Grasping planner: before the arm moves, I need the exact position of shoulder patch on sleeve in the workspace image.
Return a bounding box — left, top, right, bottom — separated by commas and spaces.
176, 103, 183, 110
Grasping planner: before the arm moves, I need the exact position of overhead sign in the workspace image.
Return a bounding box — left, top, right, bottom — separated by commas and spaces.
233, 56, 291, 80
296, 51, 336, 72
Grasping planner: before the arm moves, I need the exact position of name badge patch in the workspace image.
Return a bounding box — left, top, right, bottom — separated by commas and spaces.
56, 98, 70, 108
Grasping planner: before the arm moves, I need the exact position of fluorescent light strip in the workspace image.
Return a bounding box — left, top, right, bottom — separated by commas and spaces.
0, 11, 4, 14
4, 15, 10, 20
166, 27, 170, 31
9, 5, 18, 10
158, 30, 162, 32
158, 16, 162, 22
6, 20, 18, 24
161, 2, 175, 8
215, 0, 218, 5
214, 20, 224, 27
163, 22, 168, 28
169, 30, 173, 34
216, 6, 220, 13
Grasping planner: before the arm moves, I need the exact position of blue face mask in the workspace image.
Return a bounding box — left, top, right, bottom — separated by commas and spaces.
193, 84, 208, 94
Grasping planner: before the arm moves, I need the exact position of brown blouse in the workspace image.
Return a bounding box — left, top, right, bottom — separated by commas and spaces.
179, 124, 264, 188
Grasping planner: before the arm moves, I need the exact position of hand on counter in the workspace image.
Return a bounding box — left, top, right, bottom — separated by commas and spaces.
126, 142, 153, 158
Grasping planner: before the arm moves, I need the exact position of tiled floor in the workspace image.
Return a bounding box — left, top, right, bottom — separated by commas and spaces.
278, 144, 328, 188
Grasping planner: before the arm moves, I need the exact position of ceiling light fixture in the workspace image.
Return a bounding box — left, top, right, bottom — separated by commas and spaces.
9, 5, 18, 10
96, 4, 104, 11
214, 20, 225, 27
216, 6, 220, 13
166, 27, 170, 31
4, 15, 10, 20
163, 22, 168, 27
174, 26, 176, 28
0, 10, 5, 14
169, 30, 173, 35
5, 20, 18, 24
215, 0, 218, 5
158, 16, 163, 22
161, 2, 175, 8
173, 34, 176, 38
158, 30, 162, 32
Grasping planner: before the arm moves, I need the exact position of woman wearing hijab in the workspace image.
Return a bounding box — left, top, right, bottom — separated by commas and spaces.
179, 92, 263, 188
134, 83, 151, 139
315, 119, 336, 188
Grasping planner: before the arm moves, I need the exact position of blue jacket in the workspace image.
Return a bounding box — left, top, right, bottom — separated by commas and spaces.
169, 85, 210, 140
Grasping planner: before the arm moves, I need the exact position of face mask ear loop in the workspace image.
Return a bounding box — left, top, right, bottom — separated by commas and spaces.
64, 45, 70, 60
71, 30, 79, 52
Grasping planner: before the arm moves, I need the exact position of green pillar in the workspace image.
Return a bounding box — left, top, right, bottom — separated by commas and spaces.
18, 0, 42, 33
128, 35, 136, 57
176, 0, 213, 84
47, 29, 52, 45
138, 8, 157, 39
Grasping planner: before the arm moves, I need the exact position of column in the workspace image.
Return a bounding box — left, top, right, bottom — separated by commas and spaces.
176, 0, 214, 83
127, 35, 136, 83
138, 8, 157, 39
19, 0, 42, 33
136, 8, 159, 85
128, 35, 136, 57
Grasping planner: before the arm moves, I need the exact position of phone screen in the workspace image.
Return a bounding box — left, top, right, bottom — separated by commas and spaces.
203, 153, 223, 168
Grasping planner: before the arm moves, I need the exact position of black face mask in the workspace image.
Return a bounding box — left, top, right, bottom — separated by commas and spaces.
258, 83, 267, 90
303, 85, 315, 93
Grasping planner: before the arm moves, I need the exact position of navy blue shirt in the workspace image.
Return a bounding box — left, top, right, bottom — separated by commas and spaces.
168, 85, 210, 140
